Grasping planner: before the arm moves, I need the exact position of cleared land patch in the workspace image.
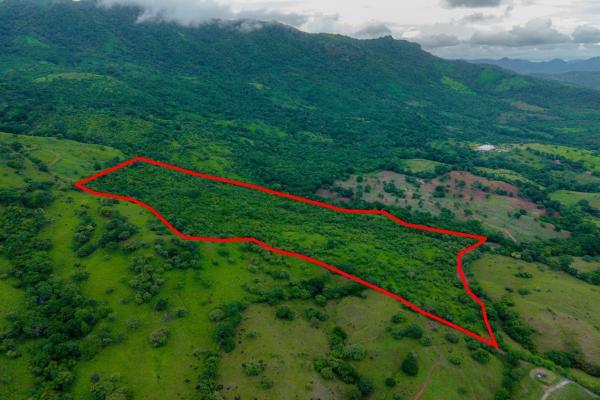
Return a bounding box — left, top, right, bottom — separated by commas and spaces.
319, 170, 566, 242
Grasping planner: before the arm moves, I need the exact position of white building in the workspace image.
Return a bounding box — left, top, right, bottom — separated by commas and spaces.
475, 144, 496, 152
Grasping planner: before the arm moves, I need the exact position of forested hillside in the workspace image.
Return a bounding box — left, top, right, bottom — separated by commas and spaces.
2, 0, 600, 193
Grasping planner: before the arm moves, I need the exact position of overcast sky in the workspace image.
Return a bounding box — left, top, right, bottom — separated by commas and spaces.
99, 0, 600, 60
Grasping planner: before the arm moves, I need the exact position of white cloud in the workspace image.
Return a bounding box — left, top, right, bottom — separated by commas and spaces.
99, 0, 308, 27
354, 23, 393, 39
96, 0, 600, 60
470, 18, 570, 46
444, 0, 504, 8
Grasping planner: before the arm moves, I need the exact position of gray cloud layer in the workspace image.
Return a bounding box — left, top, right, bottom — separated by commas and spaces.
444, 0, 503, 8
469, 19, 570, 47
99, 0, 307, 27
573, 25, 600, 43
96, 0, 600, 60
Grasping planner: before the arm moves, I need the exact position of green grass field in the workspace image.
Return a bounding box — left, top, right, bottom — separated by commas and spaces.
527, 143, 600, 173
473, 254, 600, 365
550, 190, 600, 209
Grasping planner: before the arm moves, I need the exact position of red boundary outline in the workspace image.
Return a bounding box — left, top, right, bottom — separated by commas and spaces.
74, 156, 498, 348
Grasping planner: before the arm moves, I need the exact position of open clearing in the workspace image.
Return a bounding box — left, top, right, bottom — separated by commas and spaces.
473, 254, 600, 365
319, 169, 566, 242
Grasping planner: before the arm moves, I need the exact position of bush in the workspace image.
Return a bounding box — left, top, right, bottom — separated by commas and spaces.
275, 306, 295, 320
357, 378, 374, 396
403, 324, 423, 339
341, 344, 366, 361
401, 352, 419, 376
471, 349, 491, 364
448, 356, 461, 365
385, 377, 397, 387
391, 313, 405, 324
154, 298, 169, 311
148, 328, 170, 348
259, 376, 273, 389
445, 333, 459, 344
242, 361, 265, 377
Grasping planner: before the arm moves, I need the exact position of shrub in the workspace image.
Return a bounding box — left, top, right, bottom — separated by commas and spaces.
448, 356, 461, 365
242, 361, 265, 377
385, 377, 397, 387
148, 328, 170, 348
154, 298, 169, 311
390, 326, 404, 340
305, 307, 328, 322
357, 378, 374, 396
471, 349, 491, 364
403, 324, 423, 339
275, 306, 295, 320
259, 376, 273, 389
391, 313, 405, 324
401, 352, 419, 376
341, 344, 366, 361
445, 333, 459, 344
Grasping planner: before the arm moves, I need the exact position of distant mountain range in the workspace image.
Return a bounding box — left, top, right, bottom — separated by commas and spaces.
467, 57, 600, 91
469, 57, 600, 75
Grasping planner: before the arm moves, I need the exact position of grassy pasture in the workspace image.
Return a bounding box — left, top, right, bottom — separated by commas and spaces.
550, 190, 600, 209
527, 143, 600, 173
0, 131, 124, 181
219, 291, 504, 400
473, 254, 600, 366
398, 158, 444, 174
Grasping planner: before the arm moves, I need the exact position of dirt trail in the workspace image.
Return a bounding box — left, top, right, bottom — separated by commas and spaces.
412, 358, 441, 400
48, 152, 61, 167
540, 379, 599, 400
541, 379, 570, 400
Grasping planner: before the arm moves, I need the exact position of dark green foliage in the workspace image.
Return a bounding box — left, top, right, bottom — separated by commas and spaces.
445, 332, 459, 344
275, 306, 295, 320
304, 307, 328, 323
493, 297, 534, 350
128, 257, 165, 304
514, 271, 533, 279
242, 361, 265, 376
154, 298, 169, 312
195, 351, 221, 399
401, 352, 419, 376
341, 344, 366, 361
0, 204, 107, 397
148, 328, 170, 348
213, 301, 245, 352
402, 324, 424, 339
470, 349, 491, 364
99, 211, 138, 248
391, 313, 405, 324
357, 377, 374, 396
90, 374, 132, 400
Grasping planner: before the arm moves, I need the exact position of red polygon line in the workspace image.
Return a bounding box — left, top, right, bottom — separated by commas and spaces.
74, 156, 498, 348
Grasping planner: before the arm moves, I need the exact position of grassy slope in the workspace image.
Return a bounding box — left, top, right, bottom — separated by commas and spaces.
220, 292, 504, 400
527, 143, 600, 173
0, 132, 510, 399
473, 254, 600, 365
550, 190, 600, 209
